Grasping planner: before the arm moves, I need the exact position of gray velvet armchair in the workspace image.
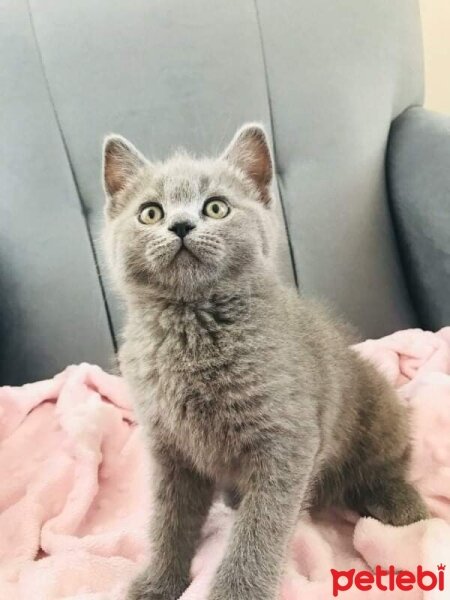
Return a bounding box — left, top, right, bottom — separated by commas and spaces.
1, 0, 449, 385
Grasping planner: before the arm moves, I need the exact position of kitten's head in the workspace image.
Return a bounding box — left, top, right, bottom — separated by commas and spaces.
103, 124, 279, 300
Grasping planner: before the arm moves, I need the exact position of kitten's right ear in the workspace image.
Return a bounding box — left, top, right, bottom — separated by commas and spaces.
103, 134, 147, 216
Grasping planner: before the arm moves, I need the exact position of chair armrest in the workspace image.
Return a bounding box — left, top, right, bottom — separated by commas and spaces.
387, 107, 450, 330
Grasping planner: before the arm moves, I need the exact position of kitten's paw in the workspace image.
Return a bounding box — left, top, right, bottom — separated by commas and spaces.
126, 570, 188, 600
207, 591, 246, 600
207, 583, 251, 600
126, 590, 162, 600
125, 576, 159, 600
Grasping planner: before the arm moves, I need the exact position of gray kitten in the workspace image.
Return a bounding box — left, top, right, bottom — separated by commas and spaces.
102, 124, 427, 600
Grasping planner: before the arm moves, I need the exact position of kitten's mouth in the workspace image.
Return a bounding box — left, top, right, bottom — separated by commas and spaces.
171, 242, 200, 264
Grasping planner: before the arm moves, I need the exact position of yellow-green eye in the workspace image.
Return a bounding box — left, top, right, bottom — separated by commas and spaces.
138, 203, 164, 224
203, 197, 229, 219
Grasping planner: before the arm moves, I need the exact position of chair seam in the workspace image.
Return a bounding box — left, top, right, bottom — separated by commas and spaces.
253, 0, 299, 288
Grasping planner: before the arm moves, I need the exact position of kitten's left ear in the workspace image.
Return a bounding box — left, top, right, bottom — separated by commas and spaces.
222, 123, 273, 205
103, 134, 148, 215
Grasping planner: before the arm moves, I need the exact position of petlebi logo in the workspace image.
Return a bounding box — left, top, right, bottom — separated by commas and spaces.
331, 564, 446, 596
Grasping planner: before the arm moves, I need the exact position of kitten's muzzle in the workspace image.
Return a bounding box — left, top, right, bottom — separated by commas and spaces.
169, 221, 196, 239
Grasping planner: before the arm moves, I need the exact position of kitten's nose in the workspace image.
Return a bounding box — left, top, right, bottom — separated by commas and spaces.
169, 221, 196, 239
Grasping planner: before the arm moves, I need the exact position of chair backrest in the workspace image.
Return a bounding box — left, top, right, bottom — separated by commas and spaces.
0, 0, 423, 384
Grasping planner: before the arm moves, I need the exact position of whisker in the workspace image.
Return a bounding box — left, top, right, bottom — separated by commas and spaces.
194, 237, 222, 247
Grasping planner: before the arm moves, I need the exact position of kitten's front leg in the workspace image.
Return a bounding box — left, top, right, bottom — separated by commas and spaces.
127, 448, 214, 600
208, 442, 318, 600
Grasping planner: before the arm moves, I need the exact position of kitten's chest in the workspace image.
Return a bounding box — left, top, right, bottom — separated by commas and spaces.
121, 297, 268, 470
123, 309, 264, 473
154, 336, 248, 457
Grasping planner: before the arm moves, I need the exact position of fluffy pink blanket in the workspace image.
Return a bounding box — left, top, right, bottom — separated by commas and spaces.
1, 328, 450, 599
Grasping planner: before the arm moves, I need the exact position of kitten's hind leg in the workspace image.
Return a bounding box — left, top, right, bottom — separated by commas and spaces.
348, 475, 428, 526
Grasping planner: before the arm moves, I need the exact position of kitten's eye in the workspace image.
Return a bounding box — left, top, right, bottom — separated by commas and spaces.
138, 203, 164, 224
203, 197, 229, 219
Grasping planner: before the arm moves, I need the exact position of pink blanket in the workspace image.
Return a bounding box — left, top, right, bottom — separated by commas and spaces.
1, 328, 450, 599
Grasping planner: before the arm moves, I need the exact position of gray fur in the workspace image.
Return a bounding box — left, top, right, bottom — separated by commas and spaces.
102, 124, 427, 600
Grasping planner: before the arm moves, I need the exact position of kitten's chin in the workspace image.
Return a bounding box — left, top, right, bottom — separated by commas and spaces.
123, 240, 228, 300
142, 250, 222, 300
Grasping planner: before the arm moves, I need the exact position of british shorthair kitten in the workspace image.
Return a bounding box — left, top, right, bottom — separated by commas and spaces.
102, 125, 427, 600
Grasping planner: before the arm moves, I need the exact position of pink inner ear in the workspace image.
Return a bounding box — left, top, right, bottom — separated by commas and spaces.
104, 155, 127, 197
224, 126, 273, 204
103, 136, 146, 199
249, 135, 273, 187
